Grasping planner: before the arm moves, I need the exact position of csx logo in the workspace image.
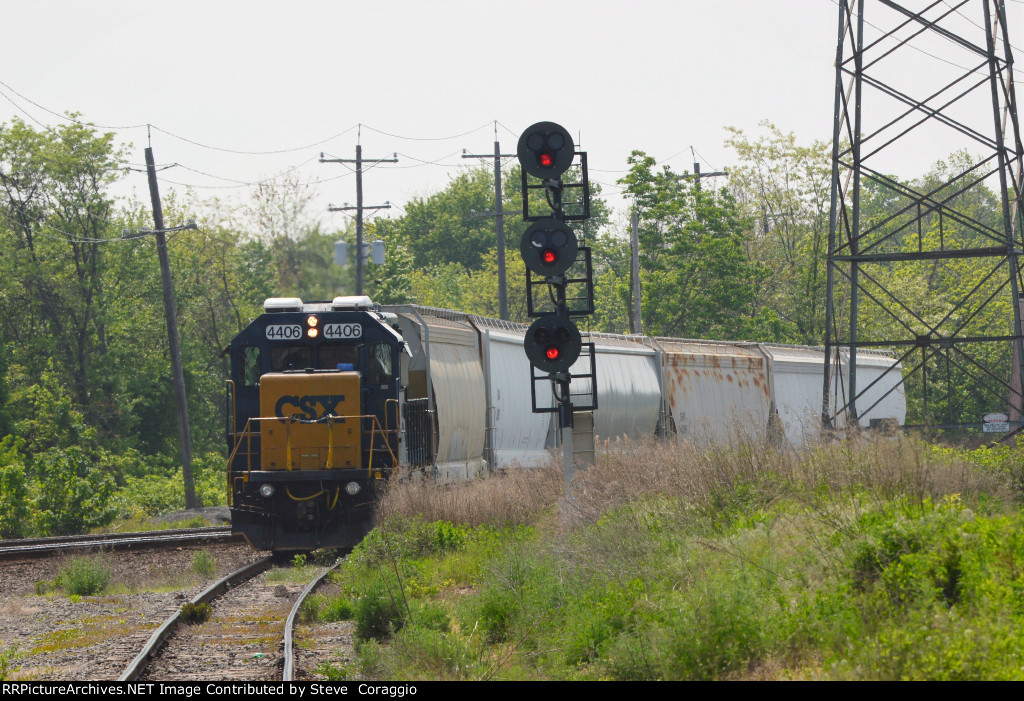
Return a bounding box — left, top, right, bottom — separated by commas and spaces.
275, 395, 347, 420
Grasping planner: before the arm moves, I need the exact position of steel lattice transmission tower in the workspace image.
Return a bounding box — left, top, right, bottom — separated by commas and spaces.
823, 0, 1024, 433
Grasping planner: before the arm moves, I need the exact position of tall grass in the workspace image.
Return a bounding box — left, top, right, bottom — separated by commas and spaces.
378, 461, 562, 527
348, 434, 1024, 680
380, 433, 1010, 532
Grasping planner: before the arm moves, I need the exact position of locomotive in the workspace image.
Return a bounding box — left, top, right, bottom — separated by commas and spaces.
225, 295, 428, 552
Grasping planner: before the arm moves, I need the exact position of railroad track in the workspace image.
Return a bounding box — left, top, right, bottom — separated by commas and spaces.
0, 527, 238, 559
120, 557, 341, 681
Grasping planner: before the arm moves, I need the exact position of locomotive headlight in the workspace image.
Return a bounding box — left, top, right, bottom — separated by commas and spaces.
259, 484, 275, 498
306, 315, 319, 327
344, 481, 361, 496
307, 327, 319, 338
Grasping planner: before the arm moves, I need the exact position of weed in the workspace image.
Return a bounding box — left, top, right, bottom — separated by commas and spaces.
320, 596, 355, 622
299, 594, 324, 623
56, 554, 111, 596
354, 577, 406, 642
315, 661, 353, 681
192, 550, 217, 579
180, 602, 212, 625
0, 644, 20, 681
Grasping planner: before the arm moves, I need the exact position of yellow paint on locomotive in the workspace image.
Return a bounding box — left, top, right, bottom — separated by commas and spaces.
258, 372, 362, 470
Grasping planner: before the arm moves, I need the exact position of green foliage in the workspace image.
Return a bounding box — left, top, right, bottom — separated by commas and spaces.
180, 602, 212, 625
320, 595, 355, 622
315, 661, 355, 681
354, 576, 407, 642
618, 151, 769, 340
33, 447, 117, 536
56, 554, 112, 596
344, 442, 1024, 681
191, 550, 217, 579
0, 644, 20, 681
350, 517, 470, 566
725, 121, 832, 344
112, 452, 226, 518
0, 436, 29, 538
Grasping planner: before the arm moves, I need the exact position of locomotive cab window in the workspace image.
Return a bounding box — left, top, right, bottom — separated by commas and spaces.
271, 346, 311, 371
369, 343, 393, 384
240, 346, 261, 387
318, 344, 359, 370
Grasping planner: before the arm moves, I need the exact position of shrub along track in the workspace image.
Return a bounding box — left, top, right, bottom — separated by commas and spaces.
124, 559, 342, 681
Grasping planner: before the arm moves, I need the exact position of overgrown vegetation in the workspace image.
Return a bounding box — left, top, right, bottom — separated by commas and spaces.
54, 554, 112, 596
180, 602, 212, 625
0, 644, 19, 681
315, 436, 1024, 681
191, 550, 217, 579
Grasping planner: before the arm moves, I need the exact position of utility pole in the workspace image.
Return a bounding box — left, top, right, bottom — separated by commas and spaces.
630, 210, 642, 335
462, 133, 516, 320
144, 146, 197, 510
321, 142, 397, 295
680, 159, 728, 189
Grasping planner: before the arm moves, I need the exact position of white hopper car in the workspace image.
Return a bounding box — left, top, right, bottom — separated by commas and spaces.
386, 305, 906, 477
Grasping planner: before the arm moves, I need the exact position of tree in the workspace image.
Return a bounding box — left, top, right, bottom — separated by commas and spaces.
0, 117, 126, 425
725, 121, 832, 344
618, 151, 768, 340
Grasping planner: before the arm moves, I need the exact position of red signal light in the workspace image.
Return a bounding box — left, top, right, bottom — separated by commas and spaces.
539, 152, 553, 167
542, 249, 557, 265
546, 346, 560, 361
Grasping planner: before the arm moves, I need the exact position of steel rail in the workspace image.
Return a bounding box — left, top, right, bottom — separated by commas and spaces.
282, 561, 342, 681
0, 527, 237, 558
117, 556, 273, 681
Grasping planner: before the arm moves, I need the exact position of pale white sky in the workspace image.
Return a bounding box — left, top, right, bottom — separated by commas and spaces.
2, 0, 1022, 229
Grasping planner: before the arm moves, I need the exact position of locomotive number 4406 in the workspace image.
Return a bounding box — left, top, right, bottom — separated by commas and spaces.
265, 324, 302, 340
324, 323, 362, 339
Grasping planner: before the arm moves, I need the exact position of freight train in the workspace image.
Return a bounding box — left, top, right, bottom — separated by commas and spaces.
225, 295, 906, 551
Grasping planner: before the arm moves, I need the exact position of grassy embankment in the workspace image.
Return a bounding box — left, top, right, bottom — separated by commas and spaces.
303, 434, 1024, 680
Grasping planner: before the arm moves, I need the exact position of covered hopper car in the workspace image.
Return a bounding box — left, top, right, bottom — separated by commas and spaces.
225, 296, 906, 551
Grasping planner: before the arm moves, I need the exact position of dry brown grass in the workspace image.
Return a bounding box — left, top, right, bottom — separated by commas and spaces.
378, 462, 564, 527
379, 433, 1010, 529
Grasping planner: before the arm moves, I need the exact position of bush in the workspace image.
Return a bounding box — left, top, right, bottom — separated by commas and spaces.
320, 596, 355, 622
180, 602, 212, 625
192, 550, 217, 579
57, 555, 112, 596
354, 578, 407, 642
0, 644, 20, 681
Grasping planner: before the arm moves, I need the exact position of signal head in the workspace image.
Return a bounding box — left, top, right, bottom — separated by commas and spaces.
517, 122, 575, 179
520, 218, 578, 277
524, 314, 582, 374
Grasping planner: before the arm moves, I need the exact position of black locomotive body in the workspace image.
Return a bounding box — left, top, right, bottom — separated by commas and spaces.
225, 295, 411, 551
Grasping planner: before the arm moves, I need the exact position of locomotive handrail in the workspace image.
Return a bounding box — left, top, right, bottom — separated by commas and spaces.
226, 414, 399, 477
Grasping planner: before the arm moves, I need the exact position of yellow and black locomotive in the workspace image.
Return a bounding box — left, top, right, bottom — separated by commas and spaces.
225, 295, 415, 551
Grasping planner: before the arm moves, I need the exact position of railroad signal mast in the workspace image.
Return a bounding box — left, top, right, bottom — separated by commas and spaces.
517, 121, 597, 445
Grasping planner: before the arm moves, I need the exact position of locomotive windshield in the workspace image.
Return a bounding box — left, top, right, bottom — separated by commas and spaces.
270, 346, 311, 371
318, 344, 359, 370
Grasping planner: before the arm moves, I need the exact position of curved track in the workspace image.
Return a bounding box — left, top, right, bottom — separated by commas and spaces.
119, 558, 340, 681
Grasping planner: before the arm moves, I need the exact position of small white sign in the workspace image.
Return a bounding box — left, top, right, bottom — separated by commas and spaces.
983, 421, 1009, 433
984, 413, 1009, 423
